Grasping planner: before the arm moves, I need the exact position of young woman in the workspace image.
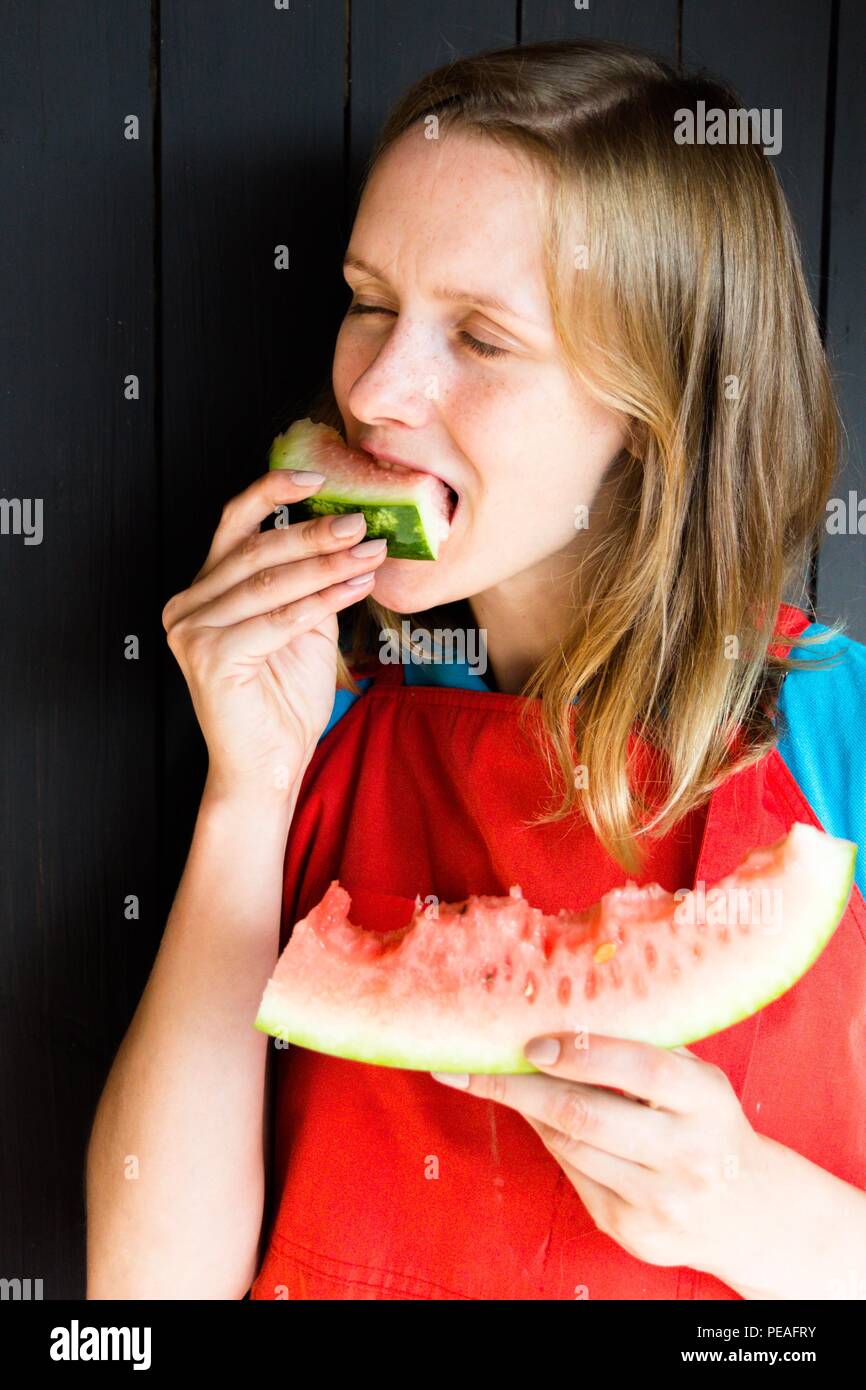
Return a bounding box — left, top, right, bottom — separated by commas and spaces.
87, 39, 866, 1301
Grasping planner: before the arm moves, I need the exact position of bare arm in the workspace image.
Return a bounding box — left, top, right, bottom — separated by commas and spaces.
85, 774, 306, 1299
85, 465, 385, 1299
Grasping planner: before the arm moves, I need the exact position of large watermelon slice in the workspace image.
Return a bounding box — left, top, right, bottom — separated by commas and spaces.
254, 823, 856, 1073
269, 418, 455, 560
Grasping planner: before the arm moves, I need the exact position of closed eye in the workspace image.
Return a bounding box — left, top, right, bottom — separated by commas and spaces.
345, 302, 508, 360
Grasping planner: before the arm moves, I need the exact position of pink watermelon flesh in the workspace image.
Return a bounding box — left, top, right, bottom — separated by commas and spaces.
254, 822, 856, 1073
269, 417, 454, 561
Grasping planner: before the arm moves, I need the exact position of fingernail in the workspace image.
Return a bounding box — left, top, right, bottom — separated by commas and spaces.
348, 537, 387, 557
288, 470, 325, 485
331, 512, 365, 535
431, 1072, 470, 1088
525, 1036, 560, 1065
344, 571, 376, 586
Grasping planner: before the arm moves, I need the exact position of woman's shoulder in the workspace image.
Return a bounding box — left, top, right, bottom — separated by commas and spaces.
776, 620, 866, 898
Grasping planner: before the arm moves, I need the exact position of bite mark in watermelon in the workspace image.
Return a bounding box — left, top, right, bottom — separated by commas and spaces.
254, 823, 856, 1073
269, 417, 454, 561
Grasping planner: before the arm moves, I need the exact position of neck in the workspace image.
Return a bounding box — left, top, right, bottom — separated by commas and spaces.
468, 549, 585, 694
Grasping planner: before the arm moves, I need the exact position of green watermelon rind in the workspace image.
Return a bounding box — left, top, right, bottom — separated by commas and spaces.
253, 833, 857, 1074
289, 495, 437, 561
251, 1013, 542, 1074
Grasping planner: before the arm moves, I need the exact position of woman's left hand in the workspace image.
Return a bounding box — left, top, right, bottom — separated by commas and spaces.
432, 1031, 771, 1286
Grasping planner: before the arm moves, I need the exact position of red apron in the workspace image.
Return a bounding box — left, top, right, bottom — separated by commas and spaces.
250, 602, 866, 1300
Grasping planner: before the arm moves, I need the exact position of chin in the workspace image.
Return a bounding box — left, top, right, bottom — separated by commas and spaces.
368, 559, 455, 615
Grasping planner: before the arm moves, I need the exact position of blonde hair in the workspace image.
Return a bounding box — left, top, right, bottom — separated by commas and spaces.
308, 37, 847, 874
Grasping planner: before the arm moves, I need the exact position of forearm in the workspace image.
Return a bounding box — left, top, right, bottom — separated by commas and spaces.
714, 1135, 866, 1300
86, 772, 306, 1299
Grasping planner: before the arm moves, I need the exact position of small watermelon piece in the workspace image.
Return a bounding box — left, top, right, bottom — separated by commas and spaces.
269, 417, 454, 560
254, 823, 856, 1073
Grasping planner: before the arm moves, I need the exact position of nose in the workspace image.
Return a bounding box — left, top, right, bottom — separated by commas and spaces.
346, 316, 448, 428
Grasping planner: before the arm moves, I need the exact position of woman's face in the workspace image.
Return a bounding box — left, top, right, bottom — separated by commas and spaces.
333, 126, 626, 615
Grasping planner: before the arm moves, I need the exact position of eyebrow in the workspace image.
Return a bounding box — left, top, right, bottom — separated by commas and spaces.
342, 253, 531, 323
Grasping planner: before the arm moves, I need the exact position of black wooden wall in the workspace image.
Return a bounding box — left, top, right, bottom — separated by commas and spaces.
2, 0, 863, 1299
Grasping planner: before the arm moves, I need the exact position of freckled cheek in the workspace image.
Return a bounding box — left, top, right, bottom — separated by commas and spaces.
448, 383, 528, 514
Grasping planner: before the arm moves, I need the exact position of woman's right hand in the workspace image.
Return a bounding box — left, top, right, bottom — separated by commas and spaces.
161, 470, 388, 806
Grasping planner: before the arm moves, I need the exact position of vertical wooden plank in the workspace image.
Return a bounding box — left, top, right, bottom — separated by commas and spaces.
681, 1, 839, 621
681, 0, 831, 311
0, 1, 157, 1296
817, 0, 866, 642
159, 0, 345, 899
522, 0, 679, 62
349, 0, 518, 200
678, 0, 834, 616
